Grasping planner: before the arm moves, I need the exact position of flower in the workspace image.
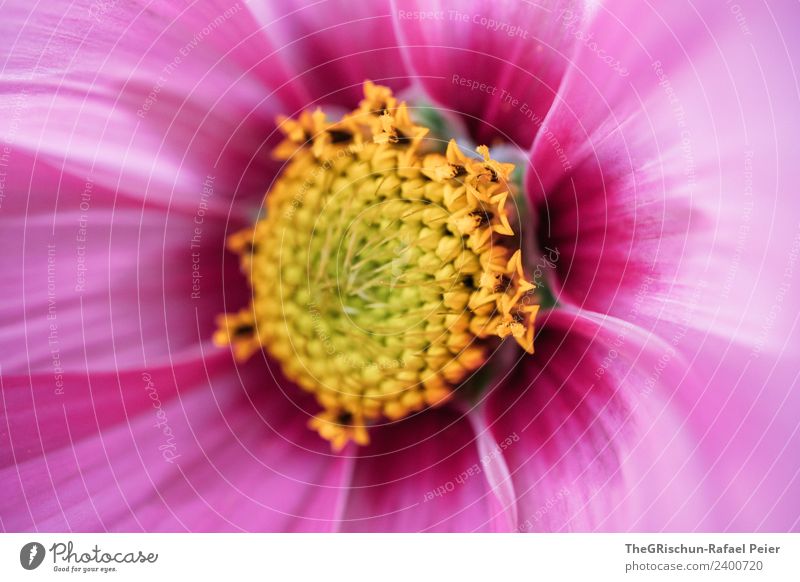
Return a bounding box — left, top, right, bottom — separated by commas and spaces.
1, 0, 799, 532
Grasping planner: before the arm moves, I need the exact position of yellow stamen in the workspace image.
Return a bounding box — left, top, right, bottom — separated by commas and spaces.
215, 82, 540, 451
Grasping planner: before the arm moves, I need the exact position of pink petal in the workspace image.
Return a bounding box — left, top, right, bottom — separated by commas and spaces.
393, 0, 586, 148
526, 1, 800, 346
1, 358, 349, 531
250, 0, 410, 105
338, 407, 511, 532
1, 358, 219, 468
0, 0, 305, 213
649, 333, 800, 531
0, 177, 248, 374
482, 308, 722, 531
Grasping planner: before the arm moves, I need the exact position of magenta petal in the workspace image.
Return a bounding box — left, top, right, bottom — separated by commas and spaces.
483, 308, 724, 531
527, 1, 800, 345
0, 359, 224, 469
0, 0, 305, 211
339, 407, 510, 532
1, 358, 349, 532
650, 332, 800, 531
251, 0, 410, 105
0, 184, 247, 374
394, 0, 586, 148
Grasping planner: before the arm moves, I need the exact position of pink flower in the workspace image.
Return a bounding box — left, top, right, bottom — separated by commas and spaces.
2, 0, 799, 532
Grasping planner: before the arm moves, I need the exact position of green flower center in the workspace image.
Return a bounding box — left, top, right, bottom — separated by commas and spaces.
215, 82, 539, 450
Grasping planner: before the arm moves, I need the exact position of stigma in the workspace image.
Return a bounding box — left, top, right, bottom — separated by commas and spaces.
214, 82, 539, 451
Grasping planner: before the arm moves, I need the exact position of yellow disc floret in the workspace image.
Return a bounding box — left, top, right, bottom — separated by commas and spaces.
215, 82, 539, 451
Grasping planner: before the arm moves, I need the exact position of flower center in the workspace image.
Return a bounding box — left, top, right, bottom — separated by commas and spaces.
215, 82, 539, 451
